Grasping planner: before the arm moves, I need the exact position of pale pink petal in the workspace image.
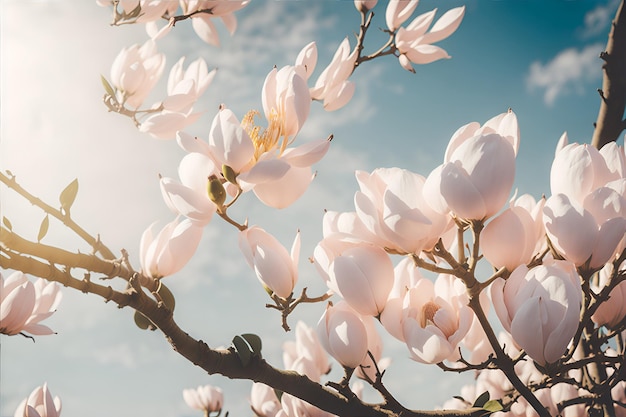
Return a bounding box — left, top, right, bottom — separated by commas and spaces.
281, 138, 331, 167
385, 0, 419, 31
422, 6, 465, 45
323, 80, 355, 111
192, 15, 220, 45
252, 165, 313, 209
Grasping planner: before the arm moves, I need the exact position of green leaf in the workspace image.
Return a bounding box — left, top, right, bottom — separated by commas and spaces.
241, 333, 262, 356
37, 215, 49, 242
483, 400, 503, 412
157, 282, 175, 311
100, 75, 116, 98
472, 391, 490, 408
59, 178, 79, 214
232, 335, 252, 367
134, 311, 156, 331
2, 216, 12, 231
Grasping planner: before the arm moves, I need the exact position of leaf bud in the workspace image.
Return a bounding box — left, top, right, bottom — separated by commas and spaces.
207, 175, 226, 207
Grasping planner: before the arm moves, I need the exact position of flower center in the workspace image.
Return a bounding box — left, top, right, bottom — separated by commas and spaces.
241, 109, 289, 160
420, 301, 440, 328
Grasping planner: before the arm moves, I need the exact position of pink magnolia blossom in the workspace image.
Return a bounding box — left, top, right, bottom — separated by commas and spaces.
395, 6, 465, 71
250, 383, 281, 417
262, 65, 311, 138
180, 1, 250, 45
550, 141, 614, 205
481, 195, 545, 271
183, 384, 223, 413
139, 217, 204, 279
401, 274, 473, 364
424, 110, 520, 221
110, 40, 165, 109
282, 321, 330, 380
310, 37, 357, 111
491, 260, 582, 365
160, 151, 219, 225
317, 301, 369, 368
592, 261, 626, 328
139, 57, 217, 139
543, 189, 626, 269
13, 383, 61, 417
1, 272, 62, 337
385, 0, 419, 31
354, 0, 377, 12
313, 237, 394, 316
353, 167, 452, 254
239, 226, 300, 299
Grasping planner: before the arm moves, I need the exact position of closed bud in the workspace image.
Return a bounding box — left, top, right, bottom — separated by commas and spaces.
222, 164, 238, 184
207, 175, 226, 207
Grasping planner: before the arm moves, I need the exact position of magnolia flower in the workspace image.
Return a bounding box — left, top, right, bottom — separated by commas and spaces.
543, 190, 626, 269
395, 6, 465, 72
481, 195, 545, 271
491, 260, 582, 365
385, 0, 419, 31
1, 272, 62, 337
353, 167, 452, 254
183, 385, 223, 414
310, 37, 357, 111
139, 217, 204, 279
140, 57, 217, 139
317, 301, 369, 368
313, 237, 394, 316
250, 383, 281, 417
592, 261, 626, 328
179, 1, 250, 45
354, 0, 377, 12
239, 226, 300, 298
110, 39, 165, 109
401, 274, 473, 364
424, 110, 519, 221
282, 321, 330, 380
13, 383, 61, 417
160, 150, 219, 225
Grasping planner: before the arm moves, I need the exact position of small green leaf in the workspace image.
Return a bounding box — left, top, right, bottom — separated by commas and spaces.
3, 216, 12, 231
232, 335, 252, 367
157, 282, 176, 311
472, 391, 490, 408
483, 400, 503, 412
59, 178, 79, 214
100, 75, 116, 98
134, 311, 156, 331
241, 333, 262, 356
37, 215, 49, 242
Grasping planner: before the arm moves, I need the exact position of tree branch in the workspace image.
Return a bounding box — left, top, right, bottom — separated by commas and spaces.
592, 0, 626, 149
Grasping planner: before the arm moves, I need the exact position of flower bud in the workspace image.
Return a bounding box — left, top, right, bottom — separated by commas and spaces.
207, 174, 226, 207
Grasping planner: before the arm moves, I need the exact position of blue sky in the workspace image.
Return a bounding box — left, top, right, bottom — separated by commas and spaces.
1, 1, 623, 416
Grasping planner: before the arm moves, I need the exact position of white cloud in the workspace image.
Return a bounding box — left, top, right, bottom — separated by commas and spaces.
580, 0, 619, 38
526, 43, 603, 106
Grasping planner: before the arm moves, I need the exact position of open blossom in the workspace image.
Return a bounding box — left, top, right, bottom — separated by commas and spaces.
317, 301, 369, 368
491, 260, 582, 365
314, 236, 394, 316
424, 110, 519, 221
353, 167, 452, 254
1, 272, 62, 337
310, 38, 357, 111
239, 226, 300, 298
400, 274, 473, 364
192, 106, 330, 209
110, 39, 165, 109
395, 6, 465, 72
13, 383, 61, 417
139, 217, 204, 279
183, 385, 223, 414
140, 57, 217, 139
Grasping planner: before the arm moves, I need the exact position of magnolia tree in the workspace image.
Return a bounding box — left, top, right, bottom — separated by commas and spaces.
2, 1, 626, 417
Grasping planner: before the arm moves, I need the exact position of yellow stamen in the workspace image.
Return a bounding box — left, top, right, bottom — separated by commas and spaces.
241, 109, 287, 160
